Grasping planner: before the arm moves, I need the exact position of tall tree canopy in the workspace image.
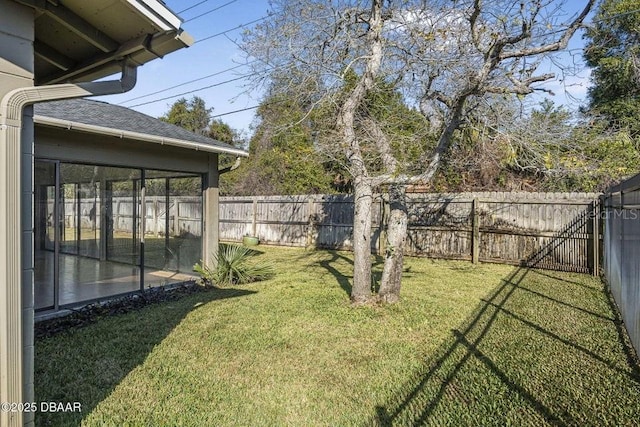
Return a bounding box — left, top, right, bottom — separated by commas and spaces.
243, 0, 594, 304
584, 0, 640, 137
160, 96, 212, 135
221, 78, 337, 195
436, 99, 640, 192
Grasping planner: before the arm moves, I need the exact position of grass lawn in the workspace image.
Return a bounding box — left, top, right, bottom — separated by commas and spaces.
35, 247, 640, 426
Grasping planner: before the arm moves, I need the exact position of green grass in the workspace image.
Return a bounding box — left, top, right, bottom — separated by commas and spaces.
35, 247, 640, 426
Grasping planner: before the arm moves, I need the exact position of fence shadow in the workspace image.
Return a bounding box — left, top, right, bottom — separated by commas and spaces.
522, 203, 596, 273
371, 263, 640, 425
370, 204, 640, 426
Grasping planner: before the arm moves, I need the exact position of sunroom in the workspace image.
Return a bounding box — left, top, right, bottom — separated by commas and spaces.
33, 98, 246, 312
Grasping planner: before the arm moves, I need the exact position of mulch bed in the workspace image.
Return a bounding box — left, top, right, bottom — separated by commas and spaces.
35, 282, 207, 339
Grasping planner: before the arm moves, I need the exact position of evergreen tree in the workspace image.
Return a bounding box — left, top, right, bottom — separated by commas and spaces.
584, 0, 640, 138
222, 85, 337, 195
160, 96, 212, 135
209, 119, 240, 145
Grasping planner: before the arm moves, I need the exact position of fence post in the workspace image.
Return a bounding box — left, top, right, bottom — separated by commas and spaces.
592, 199, 600, 276
472, 198, 480, 264
153, 198, 158, 237
114, 200, 120, 233
306, 197, 315, 249
252, 198, 258, 237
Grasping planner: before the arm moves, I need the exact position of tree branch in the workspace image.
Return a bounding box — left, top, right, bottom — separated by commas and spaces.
484, 72, 556, 94
499, 0, 596, 60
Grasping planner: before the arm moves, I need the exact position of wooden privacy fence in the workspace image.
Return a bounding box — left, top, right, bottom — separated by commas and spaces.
61, 196, 202, 237
220, 192, 602, 274
603, 173, 640, 357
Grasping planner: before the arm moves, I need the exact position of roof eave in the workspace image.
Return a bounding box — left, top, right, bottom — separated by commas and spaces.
17, 0, 194, 85
40, 29, 194, 85
124, 0, 183, 31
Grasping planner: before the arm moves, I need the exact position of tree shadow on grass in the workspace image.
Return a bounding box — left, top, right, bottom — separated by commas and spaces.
371, 264, 640, 426
315, 250, 384, 297
319, 250, 354, 295
34, 286, 255, 427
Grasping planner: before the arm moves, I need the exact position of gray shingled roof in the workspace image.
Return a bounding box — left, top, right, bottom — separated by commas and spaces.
33, 98, 244, 155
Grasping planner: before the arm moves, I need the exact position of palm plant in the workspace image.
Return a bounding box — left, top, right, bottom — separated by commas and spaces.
194, 244, 274, 286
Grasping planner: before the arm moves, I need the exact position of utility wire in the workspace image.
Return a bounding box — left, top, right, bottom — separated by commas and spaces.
115, 12, 280, 107
118, 62, 254, 105
146, 4, 640, 120
211, 104, 260, 118
593, 7, 640, 23
127, 71, 263, 108
177, 0, 213, 14
211, 98, 290, 118
194, 15, 269, 44
184, 0, 240, 23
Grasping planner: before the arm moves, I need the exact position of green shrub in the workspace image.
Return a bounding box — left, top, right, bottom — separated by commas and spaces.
194, 244, 275, 286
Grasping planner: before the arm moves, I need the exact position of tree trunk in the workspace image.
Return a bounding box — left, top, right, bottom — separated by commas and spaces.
378, 183, 407, 303
350, 175, 373, 304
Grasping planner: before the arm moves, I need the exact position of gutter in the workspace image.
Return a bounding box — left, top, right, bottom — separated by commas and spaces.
126, 0, 184, 31
33, 116, 249, 158
0, 62, 137, 427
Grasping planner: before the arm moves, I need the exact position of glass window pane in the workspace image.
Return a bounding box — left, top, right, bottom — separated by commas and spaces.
58, 163, 142, 306
144, 171, 202, 286
36, 162, 203, 310
34, 161, 56, 310
171, 176, 202, 273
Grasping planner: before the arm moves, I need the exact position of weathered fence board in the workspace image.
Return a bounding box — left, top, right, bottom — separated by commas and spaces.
603, 173, 640, 357
220, 192, 601, 274
62, 196, 202, 237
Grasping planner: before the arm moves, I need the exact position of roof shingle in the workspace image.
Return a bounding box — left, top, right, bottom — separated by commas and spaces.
34, 98, 240, 154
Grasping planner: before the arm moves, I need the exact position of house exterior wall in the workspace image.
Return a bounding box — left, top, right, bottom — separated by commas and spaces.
35, 124, 221, 287
2, 2, 204, 425
35, 127, 213, 173
0, 1, 35, 426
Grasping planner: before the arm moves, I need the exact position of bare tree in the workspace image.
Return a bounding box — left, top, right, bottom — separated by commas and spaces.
242, 0, 595, 304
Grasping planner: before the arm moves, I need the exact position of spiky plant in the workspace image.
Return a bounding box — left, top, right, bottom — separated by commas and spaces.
194, 244, 274, 286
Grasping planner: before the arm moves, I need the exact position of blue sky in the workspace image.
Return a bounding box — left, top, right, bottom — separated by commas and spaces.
100, 0, 271, 136
99, 0, 594, 136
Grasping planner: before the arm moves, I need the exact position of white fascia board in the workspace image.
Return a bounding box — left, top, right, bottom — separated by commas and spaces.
34, 115, 249, 157
126, 0, 183, 32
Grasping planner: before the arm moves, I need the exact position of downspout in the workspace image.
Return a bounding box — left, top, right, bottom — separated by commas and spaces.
218, 157, 242, 175
0, 61, 137, 427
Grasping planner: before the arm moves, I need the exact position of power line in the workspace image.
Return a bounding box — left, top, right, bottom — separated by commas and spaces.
211, 104, 260, 118
177, 0, 213, 14
127, 71, 262, 108
194, 15, 269, 44
184, 0, 240, 23
118, 62, 254, 105
593, 7, 640, 23
211, 97, 291, 119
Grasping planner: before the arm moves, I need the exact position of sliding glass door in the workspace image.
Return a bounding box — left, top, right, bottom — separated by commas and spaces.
34, 160, 57, 310
144, 170, 203, 287
34, 161, 203, 311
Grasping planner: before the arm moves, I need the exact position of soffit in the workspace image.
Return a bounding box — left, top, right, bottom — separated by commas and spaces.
14, 0, 193, 84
